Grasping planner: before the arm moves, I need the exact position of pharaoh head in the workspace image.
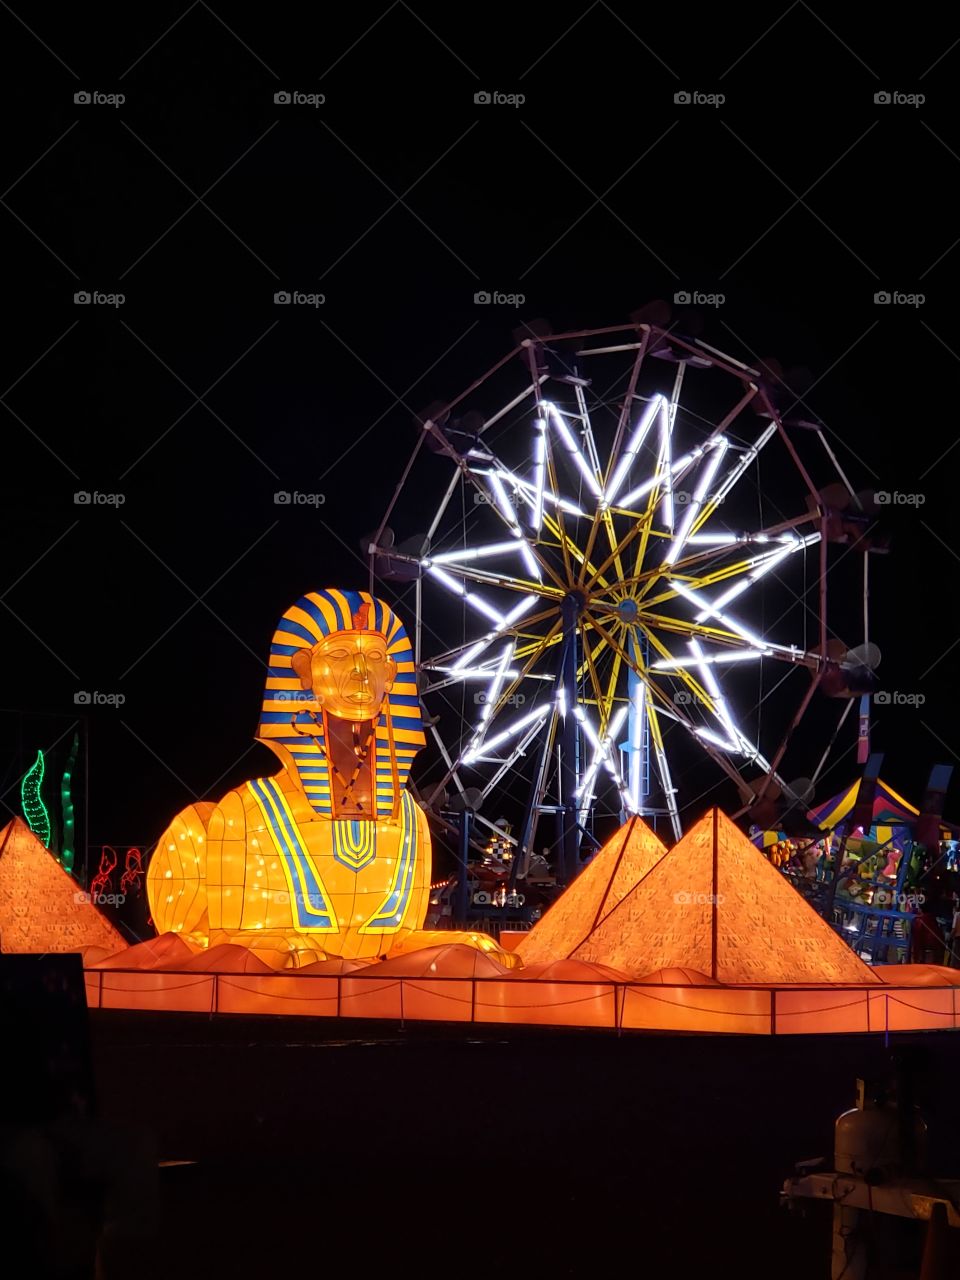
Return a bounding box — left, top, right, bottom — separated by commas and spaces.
290, 601, 398, 721
257, 590, 426, 818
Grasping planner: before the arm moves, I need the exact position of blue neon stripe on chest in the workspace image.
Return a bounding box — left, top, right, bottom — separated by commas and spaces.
247, 777, 337, 930
361, 792, 417, 930
331, 819, 376, 871
247, 781, 419, 934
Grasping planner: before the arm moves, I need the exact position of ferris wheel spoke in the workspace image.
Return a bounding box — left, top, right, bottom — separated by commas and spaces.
425, 557, 560, 597
529, 416, 547, 533
639, 529, 822, 628
662, 438, 730, 567
690, 422, 779, 539
543, 514, 612, 588
584, 615, 715, 735
662, 529, 820, 586
602, 332, 650, 489
480, 469, 587, 521
602, 628, 624, 725
543, 400, 602, 499
631, 438, 729, 602
427, 594, 542, 671
459, 616, 565, 757
586, 443, 712, 591
461, 465, 567, 591
690, 533, 821, 614
582, 513, 649, 593
593, 605, 749, 653
482, 470, 545, 583
580, 628, 609, 723
479, 715, 553, 801
542, 442, 576, 585
429, 540, 524, 566
575, 382, 604, 486
655, 386, 677, 531
667, 580, 820, 665
582, 393, 663, 580
467, 643, 515, 755
635, 624, 728, 738
575, 626, 611, 693
628, 438, 675, 590
462, 706, 551, 765
685, 638, 747, 753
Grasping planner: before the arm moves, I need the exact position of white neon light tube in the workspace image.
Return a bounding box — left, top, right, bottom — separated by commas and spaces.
616, 447, 702, 511
449, 594, 538, 671
663, 438, 729, 566
605, 396, 662, 505
544, 401, 601, 497
529, 420, 546, 532
430, 541, 519, 565
428, 565, 504, 625
462, 706, 548, 764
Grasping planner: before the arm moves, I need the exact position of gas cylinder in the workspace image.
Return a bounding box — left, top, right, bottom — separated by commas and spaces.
831, 1078, 927, 1279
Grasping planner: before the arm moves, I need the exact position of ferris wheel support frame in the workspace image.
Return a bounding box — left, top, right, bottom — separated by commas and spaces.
559, 592, 582, 885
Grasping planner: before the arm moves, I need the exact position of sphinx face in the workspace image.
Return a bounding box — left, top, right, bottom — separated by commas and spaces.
294, 632, 397, 722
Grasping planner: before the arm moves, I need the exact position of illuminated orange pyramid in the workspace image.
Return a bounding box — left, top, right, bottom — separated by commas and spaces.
562, 809, 877, 983
516, 814, 667, 966
0, 818, 126, 954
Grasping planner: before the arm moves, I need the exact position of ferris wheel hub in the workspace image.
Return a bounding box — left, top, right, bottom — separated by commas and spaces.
562, 587, 588, 616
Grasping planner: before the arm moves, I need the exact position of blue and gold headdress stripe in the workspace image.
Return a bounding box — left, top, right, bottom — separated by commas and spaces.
257, 589, 425, 817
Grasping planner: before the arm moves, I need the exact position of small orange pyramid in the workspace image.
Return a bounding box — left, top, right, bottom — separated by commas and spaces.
567, 808, 878, 984
516, 814, 667, 966
0, 818, 127, 955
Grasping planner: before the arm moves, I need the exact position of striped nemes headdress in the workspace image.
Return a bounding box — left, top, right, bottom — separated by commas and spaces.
258, 589, 425, 818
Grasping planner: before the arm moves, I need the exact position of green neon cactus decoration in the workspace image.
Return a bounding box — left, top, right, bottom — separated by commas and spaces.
21, 749, 52, 849
60, 732, 79, 871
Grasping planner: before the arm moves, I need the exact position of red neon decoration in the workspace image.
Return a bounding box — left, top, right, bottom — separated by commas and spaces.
90, 846, 118, 899
120, 848, 144, 897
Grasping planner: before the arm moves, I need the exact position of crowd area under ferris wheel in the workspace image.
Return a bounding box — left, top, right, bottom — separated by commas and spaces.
367, 312, 957, 955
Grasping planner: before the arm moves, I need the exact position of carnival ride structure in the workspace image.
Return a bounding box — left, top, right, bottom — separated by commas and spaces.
369, 316, 885, 885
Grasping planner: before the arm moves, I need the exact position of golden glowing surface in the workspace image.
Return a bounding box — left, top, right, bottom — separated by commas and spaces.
146, 591, 506, 966
292, 631, 397, 722
147, 782, 435, 961
0, 818, 126, 955
529, 808, 879, 984
516, 814, 667, 967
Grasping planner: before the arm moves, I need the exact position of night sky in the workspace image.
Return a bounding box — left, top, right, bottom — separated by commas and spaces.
2, 4, 957, 877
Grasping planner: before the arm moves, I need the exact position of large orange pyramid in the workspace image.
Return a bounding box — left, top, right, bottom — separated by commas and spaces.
0, 818, 127, 954
516, 814, 667, 966
564, 809, 877, 984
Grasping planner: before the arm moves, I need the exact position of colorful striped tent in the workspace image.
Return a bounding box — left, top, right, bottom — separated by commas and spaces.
808, 778, 958, 844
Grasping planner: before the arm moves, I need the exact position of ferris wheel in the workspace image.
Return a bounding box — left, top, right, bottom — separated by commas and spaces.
370, 316, 878, 880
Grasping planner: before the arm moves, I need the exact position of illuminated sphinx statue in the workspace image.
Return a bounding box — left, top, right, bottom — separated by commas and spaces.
148, 589, 454, 964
